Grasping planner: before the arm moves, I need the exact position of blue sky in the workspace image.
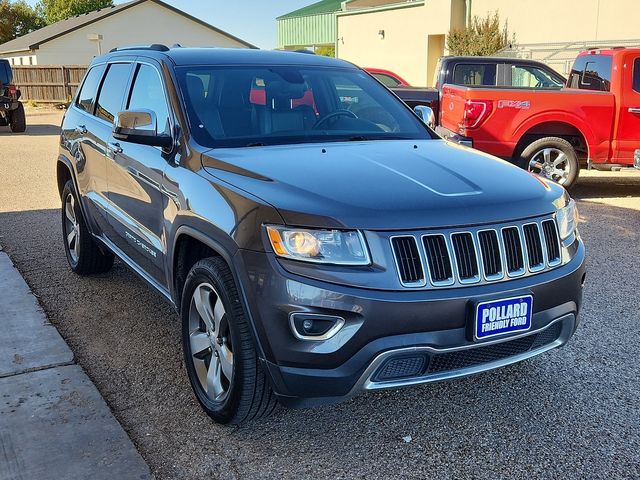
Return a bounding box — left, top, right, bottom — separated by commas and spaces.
23, 0, 312, 49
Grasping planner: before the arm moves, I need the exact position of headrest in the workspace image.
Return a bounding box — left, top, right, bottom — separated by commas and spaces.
267, 80, 306, 110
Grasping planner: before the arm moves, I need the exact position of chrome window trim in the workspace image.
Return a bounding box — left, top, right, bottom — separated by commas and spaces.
421, 233, 455, 287
389, 235, 427, 288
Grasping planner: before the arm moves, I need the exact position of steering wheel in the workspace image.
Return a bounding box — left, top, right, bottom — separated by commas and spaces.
313, 109, 358, 129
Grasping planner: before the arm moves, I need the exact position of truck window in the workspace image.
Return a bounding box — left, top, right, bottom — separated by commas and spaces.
372, 73, 401, 88
511, 65, 563, 88
453, 64, 496, 86
567, 54, 612, 91
634, 58, 640, 93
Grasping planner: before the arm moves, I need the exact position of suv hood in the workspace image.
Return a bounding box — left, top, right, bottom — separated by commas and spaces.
201, 140, 565, 230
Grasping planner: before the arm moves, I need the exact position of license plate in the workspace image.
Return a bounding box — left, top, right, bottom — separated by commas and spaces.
474, 295, 533, 340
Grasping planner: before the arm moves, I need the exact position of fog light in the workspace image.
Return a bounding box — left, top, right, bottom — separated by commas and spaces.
290, 313, 345, 341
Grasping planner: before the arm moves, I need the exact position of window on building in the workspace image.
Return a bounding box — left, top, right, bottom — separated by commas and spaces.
95, 63, 132, 122
511, 65, 564, 88
127, 64, 170, 136
453, 64, 496, 86
76, 64, 106, 114
633, 58, 640, 93
567, 54, 612, 92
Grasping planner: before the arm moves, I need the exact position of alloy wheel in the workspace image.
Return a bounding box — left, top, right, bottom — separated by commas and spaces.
188, 283, 234, 402
528, 147, 571, 185
64, 193, 80, 263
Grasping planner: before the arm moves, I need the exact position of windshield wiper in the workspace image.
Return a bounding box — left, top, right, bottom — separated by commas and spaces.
347, 136, 369, 141
245, 142, 266, 147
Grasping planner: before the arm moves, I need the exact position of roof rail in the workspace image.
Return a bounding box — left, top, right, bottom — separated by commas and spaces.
109, 44, 170, 53
293, 49, 315, 55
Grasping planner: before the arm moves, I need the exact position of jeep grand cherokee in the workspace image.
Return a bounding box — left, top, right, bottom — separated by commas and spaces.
57, 45, 585, 424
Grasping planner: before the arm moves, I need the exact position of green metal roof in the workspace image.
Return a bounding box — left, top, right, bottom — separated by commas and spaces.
277, 0, 344, 20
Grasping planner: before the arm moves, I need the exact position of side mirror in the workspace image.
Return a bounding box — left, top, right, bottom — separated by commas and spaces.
414, 105, 436, 129
113, 109, 172, 148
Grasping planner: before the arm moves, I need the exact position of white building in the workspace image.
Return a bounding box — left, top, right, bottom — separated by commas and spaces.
0, 0, 255, 66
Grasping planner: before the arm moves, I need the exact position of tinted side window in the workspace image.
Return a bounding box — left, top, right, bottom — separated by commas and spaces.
567, 54, 612, 91
76, 64, 106, 113
95, 63, 132, 122
128, 64, 170, 136
633, 58, 640, 93
453, 64, 496, 86
373, 73, 400, 88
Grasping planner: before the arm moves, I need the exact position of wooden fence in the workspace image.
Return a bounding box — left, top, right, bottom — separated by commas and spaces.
12, 65, 88, 103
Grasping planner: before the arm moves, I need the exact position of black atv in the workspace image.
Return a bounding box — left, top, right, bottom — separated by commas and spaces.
0, 59, 26, 133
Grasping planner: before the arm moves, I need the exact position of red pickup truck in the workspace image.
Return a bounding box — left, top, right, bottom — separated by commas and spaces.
439, 48, 640, 187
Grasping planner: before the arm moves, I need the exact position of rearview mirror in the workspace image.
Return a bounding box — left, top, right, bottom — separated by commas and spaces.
113, 109, 172, 148
414, 105, 435, 129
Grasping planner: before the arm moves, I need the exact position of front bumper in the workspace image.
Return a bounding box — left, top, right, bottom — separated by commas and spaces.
235, 240, 585, 408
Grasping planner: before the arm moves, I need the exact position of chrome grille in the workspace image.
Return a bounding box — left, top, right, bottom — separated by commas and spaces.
389, 216, 563, 289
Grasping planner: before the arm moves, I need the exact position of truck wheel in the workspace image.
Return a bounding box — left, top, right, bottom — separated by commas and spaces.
520, 137, 579, 188
181, 257, 278, 424
61, 180, 114, 275
9, 103, 26, 133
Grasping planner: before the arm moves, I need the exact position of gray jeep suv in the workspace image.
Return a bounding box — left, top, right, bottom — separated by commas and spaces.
57, 45, 585, 424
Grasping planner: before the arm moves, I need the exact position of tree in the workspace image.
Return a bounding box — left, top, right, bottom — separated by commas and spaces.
36, 0, 114, 24
0, 0, 45, 44
447, 12, 515, 56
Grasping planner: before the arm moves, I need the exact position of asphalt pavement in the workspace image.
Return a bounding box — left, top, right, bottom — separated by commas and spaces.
0, 110, 639, 479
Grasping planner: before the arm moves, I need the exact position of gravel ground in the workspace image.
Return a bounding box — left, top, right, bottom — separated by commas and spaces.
0, 110, 639, 479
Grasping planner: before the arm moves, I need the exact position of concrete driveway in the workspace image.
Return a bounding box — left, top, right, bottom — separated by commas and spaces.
0, 109, 639, 479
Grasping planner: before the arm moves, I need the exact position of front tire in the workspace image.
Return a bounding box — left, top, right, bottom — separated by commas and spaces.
61, 180, 114, 274
181, 257, 278, 424
519, 137, 579, 188
9, 103, 26, 133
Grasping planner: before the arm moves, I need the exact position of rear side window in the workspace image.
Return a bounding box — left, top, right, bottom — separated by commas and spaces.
567, 54, 612, 91
373, 73, 401, 88
511, 65, 564, 88
76, 64, 106, 113
128, 64, 170, 136
633, 58, 640, 93
95, 63, 132, 123
453, 64, 496, 86
0, 60, 12, 85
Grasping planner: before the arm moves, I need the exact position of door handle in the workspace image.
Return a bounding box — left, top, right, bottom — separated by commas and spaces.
74, 124, 87, 134
107, 142, 123, 155
628, 107, 640, 114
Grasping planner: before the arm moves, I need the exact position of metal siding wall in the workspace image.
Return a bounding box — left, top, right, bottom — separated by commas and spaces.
277, 14, 336, 48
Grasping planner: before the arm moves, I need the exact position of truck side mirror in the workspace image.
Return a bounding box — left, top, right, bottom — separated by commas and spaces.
414, 105, 435, 129
113, 109, 172, 148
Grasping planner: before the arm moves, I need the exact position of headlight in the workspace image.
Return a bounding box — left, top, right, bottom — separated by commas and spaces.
556, 198, 579, 240
266, 225, 370, 265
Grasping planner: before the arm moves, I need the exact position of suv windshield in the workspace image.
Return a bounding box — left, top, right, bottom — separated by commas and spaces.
177, 66, 432, 148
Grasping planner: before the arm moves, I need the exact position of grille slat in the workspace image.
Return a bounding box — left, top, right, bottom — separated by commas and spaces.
478, 230, 502, 278
423, 235, 453, 284
502, 227, 524, 274
452, 233, 478, 280
391, 236, 424, 285
542, 220, 561, 264
523, 224, 544, 268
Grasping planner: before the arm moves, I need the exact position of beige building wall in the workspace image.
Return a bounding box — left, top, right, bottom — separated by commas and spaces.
337, 0, 464, 86
472, 0, 640, 44
31, 2, 249, 65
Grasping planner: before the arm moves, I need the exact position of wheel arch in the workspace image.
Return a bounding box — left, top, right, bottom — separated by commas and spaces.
170, 225, 269, 361
512, 116, 594, 167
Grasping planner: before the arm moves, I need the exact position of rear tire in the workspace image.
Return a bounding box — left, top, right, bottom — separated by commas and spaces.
519, 137, 579, 188
181, 257, 278, 424
9, 103, 26, 133
61, 180, 114, 275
